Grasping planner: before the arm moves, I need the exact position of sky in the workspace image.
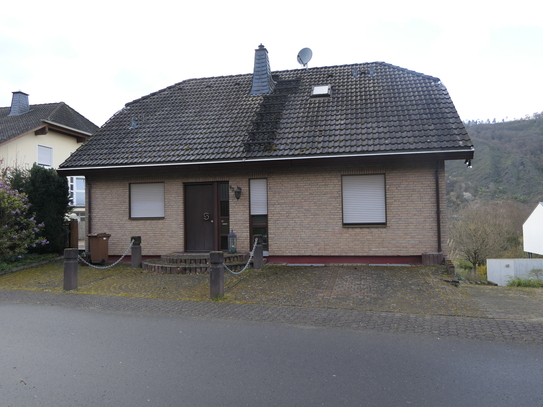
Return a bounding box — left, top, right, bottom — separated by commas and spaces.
1, 0, 542, 127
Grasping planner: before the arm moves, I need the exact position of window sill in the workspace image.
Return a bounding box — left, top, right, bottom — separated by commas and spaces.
343, 223, 387, 228
129, 217, 165, 220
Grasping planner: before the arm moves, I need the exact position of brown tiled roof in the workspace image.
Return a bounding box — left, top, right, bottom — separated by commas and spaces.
0, 102, 99, 144
60, 62, 473, 169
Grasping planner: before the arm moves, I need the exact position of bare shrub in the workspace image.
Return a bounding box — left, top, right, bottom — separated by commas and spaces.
448, 201, 523, 275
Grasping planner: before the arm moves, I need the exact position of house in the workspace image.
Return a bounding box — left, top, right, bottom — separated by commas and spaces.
58, 45, 474, 264
0, 91, 99, 231
523, 202, 543, 256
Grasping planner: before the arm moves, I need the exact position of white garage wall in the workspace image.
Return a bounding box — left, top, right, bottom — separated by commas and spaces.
487, 259, 543, 286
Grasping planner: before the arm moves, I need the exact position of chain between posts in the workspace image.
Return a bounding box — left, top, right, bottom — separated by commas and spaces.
77, 240, 135, 270
223, 237, 259, 275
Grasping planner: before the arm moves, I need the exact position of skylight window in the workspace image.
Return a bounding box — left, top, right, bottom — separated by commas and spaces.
312, 85, 331, 97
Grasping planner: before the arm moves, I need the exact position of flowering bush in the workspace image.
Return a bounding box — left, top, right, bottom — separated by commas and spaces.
0, 180, 47, 261
6, 165, 70, 254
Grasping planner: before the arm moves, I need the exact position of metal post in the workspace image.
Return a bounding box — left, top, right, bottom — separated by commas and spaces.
209, 251, 224, 299
63, 248, 79, 291
253, 234, 263, 270
131, 236, 142, 268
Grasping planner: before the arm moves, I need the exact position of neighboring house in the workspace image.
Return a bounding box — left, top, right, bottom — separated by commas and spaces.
0, 91, 99, 230
523, 202, 543, 256
59, 45, 474, 264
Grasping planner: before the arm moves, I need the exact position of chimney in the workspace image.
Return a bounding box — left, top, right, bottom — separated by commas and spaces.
9, 91, 30, 116
249, 44, 276, 95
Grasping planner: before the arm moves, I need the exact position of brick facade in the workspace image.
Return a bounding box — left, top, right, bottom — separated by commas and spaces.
86, 157, 447, 259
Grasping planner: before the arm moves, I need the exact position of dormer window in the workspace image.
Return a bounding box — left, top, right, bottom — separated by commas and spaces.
311, 85, 331, 98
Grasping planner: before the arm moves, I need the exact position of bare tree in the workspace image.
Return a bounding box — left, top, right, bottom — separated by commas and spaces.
448, 201, 521, 273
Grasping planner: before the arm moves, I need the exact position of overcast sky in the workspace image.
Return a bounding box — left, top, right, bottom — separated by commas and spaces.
1, 0, 541, 127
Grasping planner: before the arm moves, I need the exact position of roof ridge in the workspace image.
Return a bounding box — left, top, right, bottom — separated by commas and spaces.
125, 82, 185, 108
0, 101, 62, 110
46, 102, 67, 121
269, 61, 440, 82
124, 73, 252, 108
377, 62, 441, 81
123, 62, 442, 110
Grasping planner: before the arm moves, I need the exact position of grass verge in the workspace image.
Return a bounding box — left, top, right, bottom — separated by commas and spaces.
0, 253, 60, 275
507, 277, 543, 288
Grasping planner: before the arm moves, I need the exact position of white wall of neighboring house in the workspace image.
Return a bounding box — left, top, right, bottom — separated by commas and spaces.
523, 203, 543, 256
2, 129, 87, 247
1, 129, 82, 169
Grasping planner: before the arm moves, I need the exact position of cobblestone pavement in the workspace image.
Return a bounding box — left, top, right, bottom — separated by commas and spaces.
1, 260, 543, 345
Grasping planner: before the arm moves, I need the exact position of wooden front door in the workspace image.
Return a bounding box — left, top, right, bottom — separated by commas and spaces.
185, 184, 215, 252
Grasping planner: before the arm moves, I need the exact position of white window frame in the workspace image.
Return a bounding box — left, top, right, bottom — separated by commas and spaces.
130, 183, 165, 219
69, 176, 86, 207
342, 174, 386, 225
37, 145, 53, 168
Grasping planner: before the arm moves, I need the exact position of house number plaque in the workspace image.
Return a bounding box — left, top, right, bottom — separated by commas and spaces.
203, 212, 210, 221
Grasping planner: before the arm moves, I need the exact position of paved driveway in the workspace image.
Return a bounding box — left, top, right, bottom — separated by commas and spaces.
461, 284, 543, 321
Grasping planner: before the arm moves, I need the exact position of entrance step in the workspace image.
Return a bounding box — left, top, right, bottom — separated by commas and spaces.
142, 252, 250, 274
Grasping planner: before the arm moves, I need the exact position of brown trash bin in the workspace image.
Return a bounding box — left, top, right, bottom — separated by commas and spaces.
87, 233, 111, 265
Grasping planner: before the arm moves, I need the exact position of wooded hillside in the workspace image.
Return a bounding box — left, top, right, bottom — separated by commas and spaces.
446, 113, 543, 273
446, 113, 543, 211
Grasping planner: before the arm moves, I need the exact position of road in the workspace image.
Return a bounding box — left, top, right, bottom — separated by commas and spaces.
1, 303, 542, 407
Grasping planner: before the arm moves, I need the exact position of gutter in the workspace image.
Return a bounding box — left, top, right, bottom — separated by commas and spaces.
87, 180, 92, 237
435, 161, 442, 253
58, 148, 474, 173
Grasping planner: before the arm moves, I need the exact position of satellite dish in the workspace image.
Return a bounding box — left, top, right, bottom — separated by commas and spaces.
297, 48, 313, 68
